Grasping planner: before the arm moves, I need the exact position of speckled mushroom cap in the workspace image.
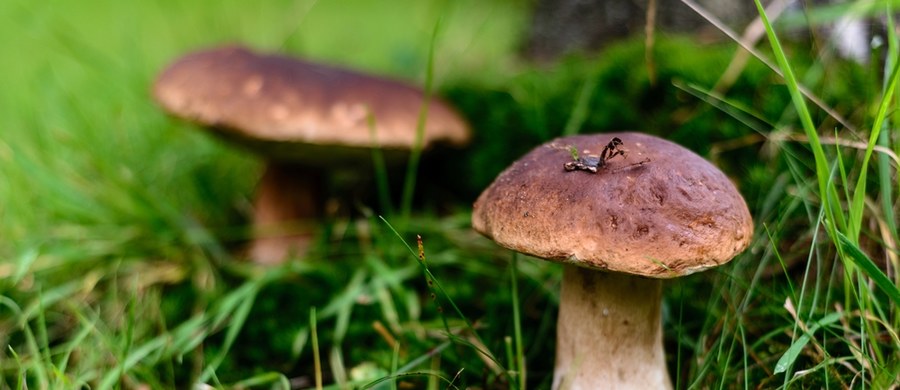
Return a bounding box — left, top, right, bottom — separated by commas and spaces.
153, 45, 470, 163
472, 132, 753, 278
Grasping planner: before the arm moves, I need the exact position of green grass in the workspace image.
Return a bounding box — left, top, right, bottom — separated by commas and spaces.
1, 0, 899, 389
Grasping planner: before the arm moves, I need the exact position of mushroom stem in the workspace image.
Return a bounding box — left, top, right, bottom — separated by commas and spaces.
553, 266, 671, 390
249, 162, 322, 264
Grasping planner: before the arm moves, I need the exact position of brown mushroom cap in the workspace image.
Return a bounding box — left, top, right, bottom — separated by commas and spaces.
153, 45, 470, 163
472, 132, 753, 278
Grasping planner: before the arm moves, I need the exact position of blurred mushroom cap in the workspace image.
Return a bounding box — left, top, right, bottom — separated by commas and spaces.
153, 45, 470, 162
472, 132, 753, 278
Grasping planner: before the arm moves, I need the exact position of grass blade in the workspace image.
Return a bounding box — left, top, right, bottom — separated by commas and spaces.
98, 336, 169, 389
379, 216, 506, 370
835, 231, 900, 305
230, 372, 291, 389
510, 254, 525, 390
198, 281, 259, 383
312, 307, 323, 390
754, 0, 829, 208
878, 9, 899, 245
561, 70, 598, 136
400, 19, 441, 228
368, 110, 394, 216
848, 56, 900, 241
774, 311, 842, 375
11, 248, 39, 285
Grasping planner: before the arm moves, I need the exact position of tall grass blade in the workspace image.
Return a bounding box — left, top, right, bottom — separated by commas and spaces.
400, 19, 441, 227
328, 270, 364, 389
367, 110, 394, 216
754, 0, 830, 208
509, 254, 525, 390
312, 306, 323, 390
848, 58, 900, 241
835, 231, 900, 305
878, 10, 899, 240
561, 70, 598, 136
390, 342, 400, 390
504, 336, 515, 390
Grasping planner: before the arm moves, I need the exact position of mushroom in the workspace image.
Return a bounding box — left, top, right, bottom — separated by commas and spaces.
153, 45, 470, 264
471, 132, 753, 389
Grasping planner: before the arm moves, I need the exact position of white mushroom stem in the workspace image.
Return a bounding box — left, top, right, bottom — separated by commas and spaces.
249, 163, 321, 264
553, 266, 672, 390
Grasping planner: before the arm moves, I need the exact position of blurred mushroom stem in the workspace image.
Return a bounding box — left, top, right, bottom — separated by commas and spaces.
249, 162, 321, 264
553, 266, 672, 390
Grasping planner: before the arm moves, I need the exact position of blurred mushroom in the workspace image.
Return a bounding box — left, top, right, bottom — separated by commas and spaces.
472, 132, 752, 389
154, 45, 470, 264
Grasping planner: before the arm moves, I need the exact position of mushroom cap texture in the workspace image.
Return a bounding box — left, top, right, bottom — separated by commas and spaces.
153, 45, 470, 160
471, 132, 753, 278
